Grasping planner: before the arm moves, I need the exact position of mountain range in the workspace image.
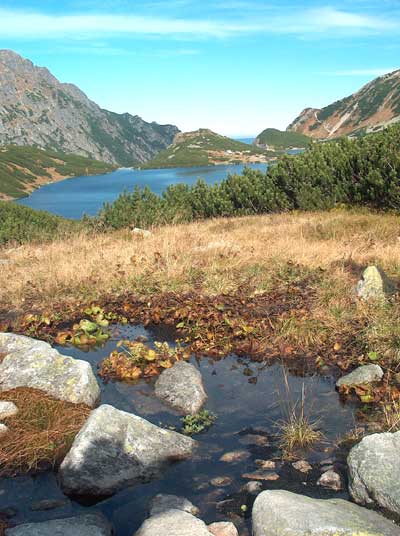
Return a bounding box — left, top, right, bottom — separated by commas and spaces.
0, 50, 179, 166
287, 69, 400, 139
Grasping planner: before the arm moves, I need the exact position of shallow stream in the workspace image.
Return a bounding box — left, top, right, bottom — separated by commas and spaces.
0, 324, 361, 535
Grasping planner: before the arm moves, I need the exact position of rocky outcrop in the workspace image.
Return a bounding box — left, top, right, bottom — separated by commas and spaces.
287, 69, 400, 139
59, 404, 196, 497
0, 333, 100, 407
149, 494, 199, 517
134, 509, 210, 536
348, 431, 400, 515
5, 513, 113, 536
0, 49, 179, 165
155, 361, 207, 415
336, 364, 384, 388
252, 490, 399, 536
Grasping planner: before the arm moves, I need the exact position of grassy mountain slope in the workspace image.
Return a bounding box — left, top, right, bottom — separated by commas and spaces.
254, 128, 311, 149
288, 69, 400, 139
0, 145, 116, 199
142, 129, 270, 168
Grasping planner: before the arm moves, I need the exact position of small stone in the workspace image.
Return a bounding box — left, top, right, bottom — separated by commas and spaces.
255, 459, 276, 470
219, 450, 250, 463
30, 499, 69, 511
210, 476, 233, 487
132, 228, 152, 238
292, 460, 312, 473
149, 494, 199, 517
208, 521, 238, 536
336, 364, 383, 388
0, 401, 18, 419
238, 434, 269, 446
0, 424, 8, 436
242, 470, 280, 481
356, 266, 393, 301
241, 481, 263, 494
317, 470, 343, 491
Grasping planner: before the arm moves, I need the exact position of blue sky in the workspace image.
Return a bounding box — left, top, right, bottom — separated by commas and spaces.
0, 1, 399, 136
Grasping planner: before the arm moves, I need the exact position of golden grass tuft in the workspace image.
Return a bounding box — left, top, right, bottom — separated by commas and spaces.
2, 208, 400, 313
0, 388, 91, 476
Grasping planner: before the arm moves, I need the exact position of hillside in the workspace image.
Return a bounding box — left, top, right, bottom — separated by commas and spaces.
142, 128, 271, 168
254, 128, 311, 149
0, 50, 179, 166
288, 69, 400, 140
0, 145, 115, 199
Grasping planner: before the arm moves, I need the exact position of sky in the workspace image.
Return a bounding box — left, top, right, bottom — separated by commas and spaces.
0, 1, 399, 137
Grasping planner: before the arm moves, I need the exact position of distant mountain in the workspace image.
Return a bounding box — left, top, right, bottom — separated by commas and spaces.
0, 50, 179, 166
143, 128, 271, 169
0, 145, 116, 200
288, 70, 400, 139
254, 128, 311, 150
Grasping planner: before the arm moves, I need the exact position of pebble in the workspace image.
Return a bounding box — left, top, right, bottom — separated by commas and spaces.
241, 481, 263, 494
255, 459, 276, 470
210, 476, 233, 487
292, 460, 313, 473
317, 470, 343, 491
220, 450, 251, 463
0, 401, 18, 419
241, 470, 280, 481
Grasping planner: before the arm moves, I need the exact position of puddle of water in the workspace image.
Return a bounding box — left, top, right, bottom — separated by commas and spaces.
0, 324, 360, 535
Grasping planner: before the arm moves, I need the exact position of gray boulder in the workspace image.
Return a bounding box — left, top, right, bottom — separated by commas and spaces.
0, 333, 100, 407
337, 364, 384, 388
5, 513, 112, 536
155, 361, 207, 415
356, 266, 393, 301
134, 509, 210, 536
348, 431, 400, 516
59, 404, 196, 496
252, 490, 399, 536
149, 494, 199, 517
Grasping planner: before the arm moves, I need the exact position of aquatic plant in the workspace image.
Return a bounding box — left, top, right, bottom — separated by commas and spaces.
181, 410, 217, 435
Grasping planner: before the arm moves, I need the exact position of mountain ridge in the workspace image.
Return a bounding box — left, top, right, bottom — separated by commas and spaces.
287, 69, 400, 139
0, 49, 179, 166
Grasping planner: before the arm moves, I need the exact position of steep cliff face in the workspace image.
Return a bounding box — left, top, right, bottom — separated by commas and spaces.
0, 50, 179, 166
288, 70, 400, 139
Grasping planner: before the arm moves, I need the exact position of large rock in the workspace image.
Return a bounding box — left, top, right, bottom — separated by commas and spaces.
0, 333, 100, 407
252, 490, 399, 536
59, 404, 196, 496
149, 494, 199, 517
5, 513, 112, 536
134, 509, 210, 536
155, 361, 207, 415
356, 266, 393, 301
348, 431, 400, 516
336, 364, 383, 388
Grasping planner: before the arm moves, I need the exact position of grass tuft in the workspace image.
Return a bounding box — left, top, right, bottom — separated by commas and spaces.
0, 388, 90, 476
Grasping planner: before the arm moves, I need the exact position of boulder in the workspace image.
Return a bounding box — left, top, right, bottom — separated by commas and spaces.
0, 401, 18, 419
208, 521, 238, 536
356, 266, 393, 301
348, 431, 400, 516
5, 513, 112, 536
336, 364, 383, 388
134, 509, 210, 536
0, 333, 100, 407
252, 490, 399, 536
59, 404, 196, 497
149, 494, 199, 517
155, 361, 207, 415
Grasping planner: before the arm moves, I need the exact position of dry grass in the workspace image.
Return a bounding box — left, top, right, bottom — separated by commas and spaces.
1, 208, 400, 313
0, 388, 90, 476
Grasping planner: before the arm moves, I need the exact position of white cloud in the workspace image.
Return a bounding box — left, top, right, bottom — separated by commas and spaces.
0, 6, 396, 41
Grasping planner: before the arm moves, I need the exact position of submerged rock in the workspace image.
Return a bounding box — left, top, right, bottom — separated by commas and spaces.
0, 333, 100, 407
348, 431, 400, 516
59, 404, 196, 497
5, 513, 112, 536
317, 469, 343, 491
219, 450, 250, 463
134, 509, 210, 536
208, 521, 238, 536
252, 490, 399, 536
336, 364, 384, 388
0, 401, 18, 419
149, 494, 199, 517
356, 265, 393, 301
292, 460, 312, 473
155, 361, 207, 415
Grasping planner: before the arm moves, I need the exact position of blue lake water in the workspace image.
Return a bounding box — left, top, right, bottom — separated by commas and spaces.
17, 163, 268, 220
